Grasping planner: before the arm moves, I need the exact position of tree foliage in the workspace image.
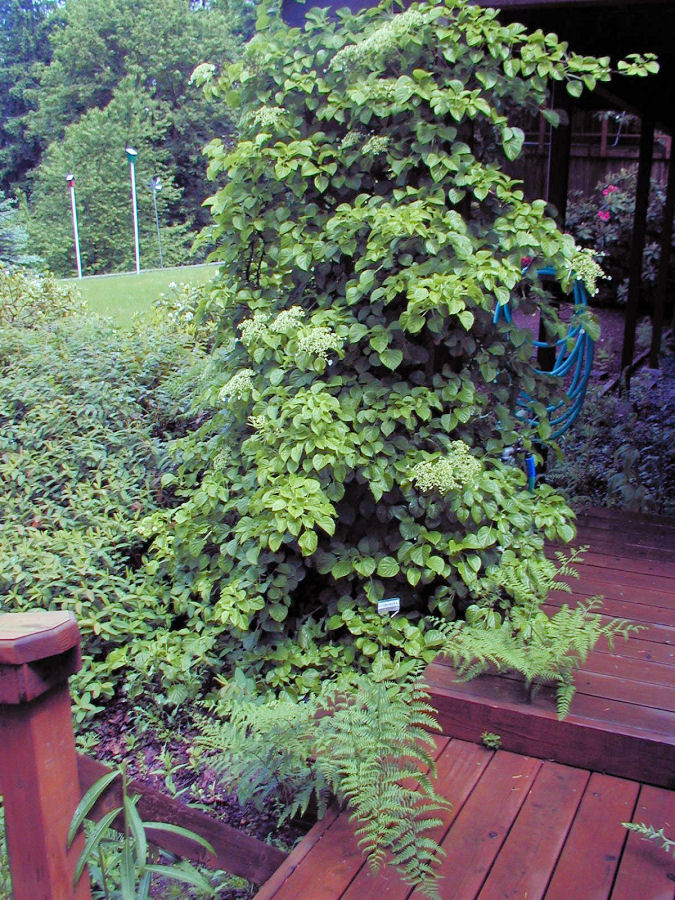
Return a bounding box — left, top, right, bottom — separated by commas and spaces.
21, 0, 255, 273
27, 79, 192, 274
0, 0, 59, 191
140, 0, 654, 695
0, 192, 40, 266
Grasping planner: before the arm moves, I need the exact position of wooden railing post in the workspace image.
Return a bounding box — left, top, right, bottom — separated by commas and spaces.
0, 611, 91, 900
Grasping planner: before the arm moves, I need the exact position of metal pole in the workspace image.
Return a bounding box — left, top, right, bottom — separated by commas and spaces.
152, 178, 163, 268
126, 147, 141, 274
66, 174, 82, 279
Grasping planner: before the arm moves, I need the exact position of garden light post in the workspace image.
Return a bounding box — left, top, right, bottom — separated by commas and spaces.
65, 173, 82, 279
126, 146, 141, 274
0, 611, 91, 900
149, 175, 164, 269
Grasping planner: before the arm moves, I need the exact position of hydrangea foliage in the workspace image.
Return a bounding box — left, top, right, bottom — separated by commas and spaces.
145, 0, 656, 693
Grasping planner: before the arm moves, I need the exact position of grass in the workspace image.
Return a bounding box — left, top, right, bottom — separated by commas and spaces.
62, 263, 218, 326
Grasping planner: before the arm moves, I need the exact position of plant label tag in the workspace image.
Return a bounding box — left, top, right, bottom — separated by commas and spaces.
378, 597, 400, 616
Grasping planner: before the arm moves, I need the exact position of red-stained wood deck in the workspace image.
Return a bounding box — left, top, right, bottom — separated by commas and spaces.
254, 510, 675, 900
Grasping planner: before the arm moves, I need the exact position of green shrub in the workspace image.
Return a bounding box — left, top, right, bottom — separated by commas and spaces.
566, 166, 674, 308
0, 264, 85, 326
140, 0, 654, 695
0, 315, 202, 718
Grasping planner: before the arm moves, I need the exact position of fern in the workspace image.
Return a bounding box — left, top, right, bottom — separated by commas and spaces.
434, 599, 639, 719
622, 822, 675, 858
196, 663, 448, 898
430, 549, 639, 720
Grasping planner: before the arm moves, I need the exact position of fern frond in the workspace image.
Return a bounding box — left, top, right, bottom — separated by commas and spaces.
196, 671, 449, 897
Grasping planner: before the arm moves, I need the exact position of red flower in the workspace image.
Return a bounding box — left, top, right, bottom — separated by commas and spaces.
597, 210, 610, 222
602, 185, 618, 196
521, 256, 533, 268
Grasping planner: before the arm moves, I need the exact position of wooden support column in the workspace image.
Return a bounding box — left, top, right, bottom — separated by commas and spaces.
649, 142, 675, 368
621, 118, 654, 373
539, 83, 573, 372
545, 82, 572, 227
0, 611, 91, 900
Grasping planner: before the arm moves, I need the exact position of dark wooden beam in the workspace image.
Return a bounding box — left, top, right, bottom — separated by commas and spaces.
649, 145, 675, 368
621, 118, 654, 372
545, 82, 572, 227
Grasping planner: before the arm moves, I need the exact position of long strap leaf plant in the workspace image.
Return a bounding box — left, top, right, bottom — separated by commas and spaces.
67, 768, 217, 900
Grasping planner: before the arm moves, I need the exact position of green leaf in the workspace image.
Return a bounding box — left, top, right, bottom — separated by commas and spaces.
354, 556, 376, 577
332, 558, 354, 579
124, 794, 147, 868
73, 808, 121, 886
68, 770, 120, 847
144, 863, 215, 893
380, 349, 403, 370
299, 530, 318, 555
376, 556, 400, 578
143, 823, 215, 857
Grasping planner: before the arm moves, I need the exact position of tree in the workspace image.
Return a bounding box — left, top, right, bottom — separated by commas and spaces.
25, 0, 245, 235
27, 79, 191, 275
0, 0, 59, 192
143, 0, 655, 694
0, 191, 39, 266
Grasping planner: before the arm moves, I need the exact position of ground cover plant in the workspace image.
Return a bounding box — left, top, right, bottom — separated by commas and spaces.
141, 0, 655, 699
0, 271, 206, 720
547, 362, 675, 515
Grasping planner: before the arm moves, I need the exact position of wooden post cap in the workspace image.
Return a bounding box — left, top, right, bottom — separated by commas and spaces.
0, 611, 81, 665
0, 611, 82, 704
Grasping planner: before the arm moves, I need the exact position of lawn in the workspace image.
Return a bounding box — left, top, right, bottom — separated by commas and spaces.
62, 263, 219, 326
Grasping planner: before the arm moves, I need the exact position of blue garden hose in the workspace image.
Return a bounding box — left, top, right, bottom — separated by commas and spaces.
493, 266, 595, 441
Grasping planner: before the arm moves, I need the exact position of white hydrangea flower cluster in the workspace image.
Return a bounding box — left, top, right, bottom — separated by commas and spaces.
251, 106, 286, 132
330, 8, 426, 70
364, 80, 397, 103
219, 369, 255, 401
212, 451, 229, 471
239, 312, 269, 345
411, 442, 482, 496
248, 414, 281, 438
571, 246, 606, 296
270, 305, 305, 333
297, 326, 344, 359
362, 135, 390, 156
340, 130, 363, 151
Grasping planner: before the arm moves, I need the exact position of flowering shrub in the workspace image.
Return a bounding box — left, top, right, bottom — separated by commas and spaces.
141, 0, 655, 694
566, 166, 673, 307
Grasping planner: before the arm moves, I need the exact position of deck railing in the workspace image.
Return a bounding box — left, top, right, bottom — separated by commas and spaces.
0, 610, 286, 900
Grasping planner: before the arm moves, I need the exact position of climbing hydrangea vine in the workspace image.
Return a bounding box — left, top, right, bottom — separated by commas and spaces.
140, 0, 657, 695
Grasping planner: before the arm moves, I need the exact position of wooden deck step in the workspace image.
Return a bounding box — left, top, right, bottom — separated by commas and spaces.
254, 510, 675, 900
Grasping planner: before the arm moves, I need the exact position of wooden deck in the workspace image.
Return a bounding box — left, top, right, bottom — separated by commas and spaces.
254, 510, 675, 900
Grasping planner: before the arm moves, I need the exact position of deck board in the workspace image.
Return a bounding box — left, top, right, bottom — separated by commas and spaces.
543, 773, 640, 900
254, 510, 675, 899
476, 761, 589, 900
